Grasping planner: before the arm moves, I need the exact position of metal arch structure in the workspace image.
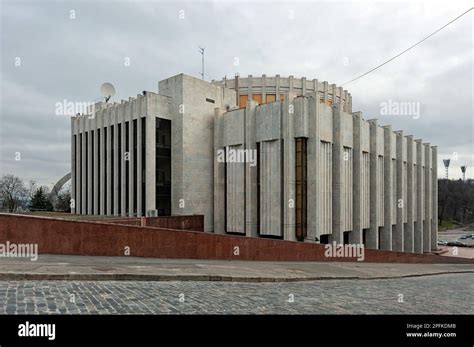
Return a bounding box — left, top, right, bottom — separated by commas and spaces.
49, 172, 71, 206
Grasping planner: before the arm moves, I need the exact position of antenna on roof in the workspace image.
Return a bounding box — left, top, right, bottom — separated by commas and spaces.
198, 46, 205, 80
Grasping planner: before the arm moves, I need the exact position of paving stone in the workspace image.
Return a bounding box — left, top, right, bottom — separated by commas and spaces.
0, 274, 472, 314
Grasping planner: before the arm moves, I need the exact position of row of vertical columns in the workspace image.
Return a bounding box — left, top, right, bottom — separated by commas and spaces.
72, 108, 146, 217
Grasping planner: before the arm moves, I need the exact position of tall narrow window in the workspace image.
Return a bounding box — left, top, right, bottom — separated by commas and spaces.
295, 138, 308, 241
155, 118, 171, 216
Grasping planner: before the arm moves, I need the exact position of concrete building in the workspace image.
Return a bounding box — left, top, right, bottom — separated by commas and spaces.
71, 73, 438, 253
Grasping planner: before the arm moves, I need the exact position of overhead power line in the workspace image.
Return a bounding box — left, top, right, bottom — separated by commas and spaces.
342, 7, 473, 86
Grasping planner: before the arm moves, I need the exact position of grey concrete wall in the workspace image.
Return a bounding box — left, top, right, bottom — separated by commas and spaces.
159, 74, 236, 232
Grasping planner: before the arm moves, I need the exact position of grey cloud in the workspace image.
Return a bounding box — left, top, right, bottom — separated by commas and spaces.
1, 0, 472, 185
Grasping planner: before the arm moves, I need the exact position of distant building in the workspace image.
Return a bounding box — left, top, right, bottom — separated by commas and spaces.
70, 73, 438, 253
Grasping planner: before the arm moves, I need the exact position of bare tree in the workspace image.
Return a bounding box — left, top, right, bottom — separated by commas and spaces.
54, 182, 71, 212
0, 174, 28, 212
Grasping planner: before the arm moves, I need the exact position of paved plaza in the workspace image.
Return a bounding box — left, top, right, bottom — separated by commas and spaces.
0, 273, 472, 315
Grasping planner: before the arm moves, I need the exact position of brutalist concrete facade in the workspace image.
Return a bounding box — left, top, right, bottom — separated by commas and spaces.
71, 73, 438, 253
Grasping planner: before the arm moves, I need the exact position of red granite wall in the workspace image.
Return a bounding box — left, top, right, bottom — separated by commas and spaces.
100, 216, 204, 231
0, 214, 471, 263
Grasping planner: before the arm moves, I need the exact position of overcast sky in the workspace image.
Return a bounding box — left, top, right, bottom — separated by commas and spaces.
0, 0, 472, 186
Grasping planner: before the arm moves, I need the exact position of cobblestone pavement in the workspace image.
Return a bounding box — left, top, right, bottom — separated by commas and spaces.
0, 273, 472, 315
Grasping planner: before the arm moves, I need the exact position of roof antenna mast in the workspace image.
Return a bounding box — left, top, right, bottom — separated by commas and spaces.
198, 46, 205, 80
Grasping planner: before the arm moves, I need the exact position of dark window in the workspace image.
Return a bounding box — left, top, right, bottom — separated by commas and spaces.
343, 231, 349, 245
319, 234, 329, 244
295, 138, 308, 241
205, 98, 215, 103
155, 118, 171, 216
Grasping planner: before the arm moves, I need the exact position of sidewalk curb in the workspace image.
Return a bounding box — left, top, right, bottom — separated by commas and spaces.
0, 270, 472, 282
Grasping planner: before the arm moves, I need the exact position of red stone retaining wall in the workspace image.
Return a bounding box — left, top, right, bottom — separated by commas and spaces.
0, 214, 472, 263
99, 215, 204, 231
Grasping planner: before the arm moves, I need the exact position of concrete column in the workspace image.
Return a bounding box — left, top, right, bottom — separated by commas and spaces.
262, 74, 267, 103
350, 112, 363, 245
405, 135, 415, 252
431, 146, 438, 250
71, 118, 76, 214
75, 118, 81, 214
331, 84, 336, 105
306, 91, 319, 242
312, 79, 318, 99
81, 116, 87, 214
423, 143, 432, 252
99, 110, 106, 215
113, 109, 119, 216
213, 108, 225, 234
367, 119, 379, 249
136, 114, 142, 217
275, 74, 280, 99
145, 114, 156, 214
330, 104, 343, 244
87, 118, 93, 215
128, 102, 135, 217
302, 77, 306, 95
323, 81, 328, 103
393, 131, 404, 251
381, 125, 393, 250
289, 75, 294, 93
106, 111, 113, 215
120, 108, 127, 216
415, 139, 424, 253
247, 75, 252, 101
93, 113, 99, 215
343, 90, 349, 113
245, 100, 258, 237
282, 93, 296, 241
